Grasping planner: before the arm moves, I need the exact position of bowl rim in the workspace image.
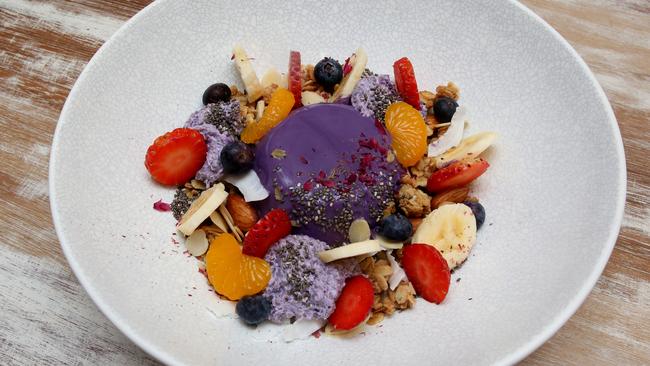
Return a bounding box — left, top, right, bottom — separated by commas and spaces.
49, 0, 626, 365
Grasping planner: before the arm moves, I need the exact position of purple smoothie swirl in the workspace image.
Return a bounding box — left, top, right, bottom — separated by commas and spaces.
253, 104, 404, 245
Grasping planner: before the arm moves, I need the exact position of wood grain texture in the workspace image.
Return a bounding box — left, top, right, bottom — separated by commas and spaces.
0, 0, 647, 365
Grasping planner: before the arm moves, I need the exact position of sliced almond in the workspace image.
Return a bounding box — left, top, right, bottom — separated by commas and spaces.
185, 229, 209, 256
219, 205, 242, 242
348, 218, 371, 243
209, 211, 229, 233
256, 100, 265, 120
318, 240, 383, 263
376, 235, 404, 250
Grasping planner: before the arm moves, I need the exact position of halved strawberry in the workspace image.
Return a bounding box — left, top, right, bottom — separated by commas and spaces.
145, 128, 207, 186
393, 57, 420, 109
242, 208, 291, 257
426, 158, 489, 193
402, 244, 450, 304
328, 275, 374, 330
288, 51, 303, 109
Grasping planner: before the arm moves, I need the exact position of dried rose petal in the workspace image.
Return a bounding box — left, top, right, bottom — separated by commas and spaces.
153, 199, 171, 212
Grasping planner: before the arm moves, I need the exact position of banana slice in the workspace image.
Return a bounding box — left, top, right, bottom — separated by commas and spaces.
411, 203, 477, 269
330, 48, 368, 101
233, 46, 263, 102
435, 131, 497, 168
318, 240, 383, 263
177, 183, 228, 236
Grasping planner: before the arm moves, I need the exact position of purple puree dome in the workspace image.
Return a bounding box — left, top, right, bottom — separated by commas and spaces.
253, 104, 404, 246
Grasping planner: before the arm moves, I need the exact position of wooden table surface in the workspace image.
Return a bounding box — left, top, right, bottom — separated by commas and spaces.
1, 1, 648, 364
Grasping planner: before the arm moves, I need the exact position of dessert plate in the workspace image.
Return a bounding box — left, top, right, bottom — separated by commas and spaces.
49, 0, 625, 365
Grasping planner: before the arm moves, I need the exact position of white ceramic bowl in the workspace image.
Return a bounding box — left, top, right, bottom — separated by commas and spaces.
50, 1, 626, 365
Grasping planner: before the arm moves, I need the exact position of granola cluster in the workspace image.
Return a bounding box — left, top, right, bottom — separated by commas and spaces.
359, 252, 416, 325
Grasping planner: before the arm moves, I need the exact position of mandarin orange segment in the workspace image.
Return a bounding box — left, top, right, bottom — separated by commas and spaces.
204, 233, 271, 300
384, 101, 427, 167
240, 88, 295, 143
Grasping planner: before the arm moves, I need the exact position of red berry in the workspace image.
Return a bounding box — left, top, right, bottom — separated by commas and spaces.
144, 128, 207, 186
242, 209, 291, 258
402, 244, 451, 304
288, 51, 303, 108
328, 275, 374, 330
426, 158, 489, 192
393, 57, 420, 109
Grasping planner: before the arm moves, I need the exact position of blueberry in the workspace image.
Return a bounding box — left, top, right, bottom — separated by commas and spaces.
380, 213, 413, 241
220, 141, 254, 174
236, 295, 272, 325
433, 97, 458, 123
464, 201, 485, 230
202, 83, 232, 105
314, 57, 343, 91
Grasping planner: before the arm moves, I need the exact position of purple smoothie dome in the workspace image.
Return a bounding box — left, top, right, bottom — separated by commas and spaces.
253, 104, 404, 246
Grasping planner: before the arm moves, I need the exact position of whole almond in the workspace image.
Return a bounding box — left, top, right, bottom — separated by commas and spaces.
225, 194, 258, 232
409, 218, 423, 232
430, 187, 470, 209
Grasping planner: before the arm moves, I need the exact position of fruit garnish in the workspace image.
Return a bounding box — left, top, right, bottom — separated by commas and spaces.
233, 46, 263, 102
236, 295, 272, 325
176, 183, 228, 236
411, 203, 477, 269
427, 106, 466, 157
435, 131, 497, 168
426, 158, 489, 192
240, 88, 295, 143
384, 101, 427, 167
330, 48, 368, 101
314, 57, 343, 91
379, 213, 412, 241
328, 275, 374, 330
242, 208, 292, 258
402, 243, 451, 304
205, 233, 271, 300
318, 240, 383, 263
145, 128, 207, 186
463, 201, 486, 230
288, 50, 302, 108
220, 140, 254, 174
432, 96, 458, 122
202, 83, 232, 105
393, 57, 420, 109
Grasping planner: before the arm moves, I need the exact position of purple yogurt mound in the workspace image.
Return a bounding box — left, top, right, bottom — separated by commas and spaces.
351, 74, 400, 121
185, 99, 243, 136
254, 104, 404, 245
190, 123, 234, 185
263, 235, 358, 322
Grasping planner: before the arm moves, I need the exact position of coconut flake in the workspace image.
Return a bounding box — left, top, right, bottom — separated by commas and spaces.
153, 199, 171, 212
280, 319, 326, 342
427, 106, 467, 157
224, 170, 269, 202
386, 250, 406, 290
185, 229, 209, 256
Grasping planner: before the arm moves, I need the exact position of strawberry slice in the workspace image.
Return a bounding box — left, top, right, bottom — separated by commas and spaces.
393, 57, 420, 109
426, 158, 489, 192
288, 50, 303, 108
328, 275, 374, 330
145, 128, 207, 186
402, 244, 450, 304
242, 208, 291, 257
